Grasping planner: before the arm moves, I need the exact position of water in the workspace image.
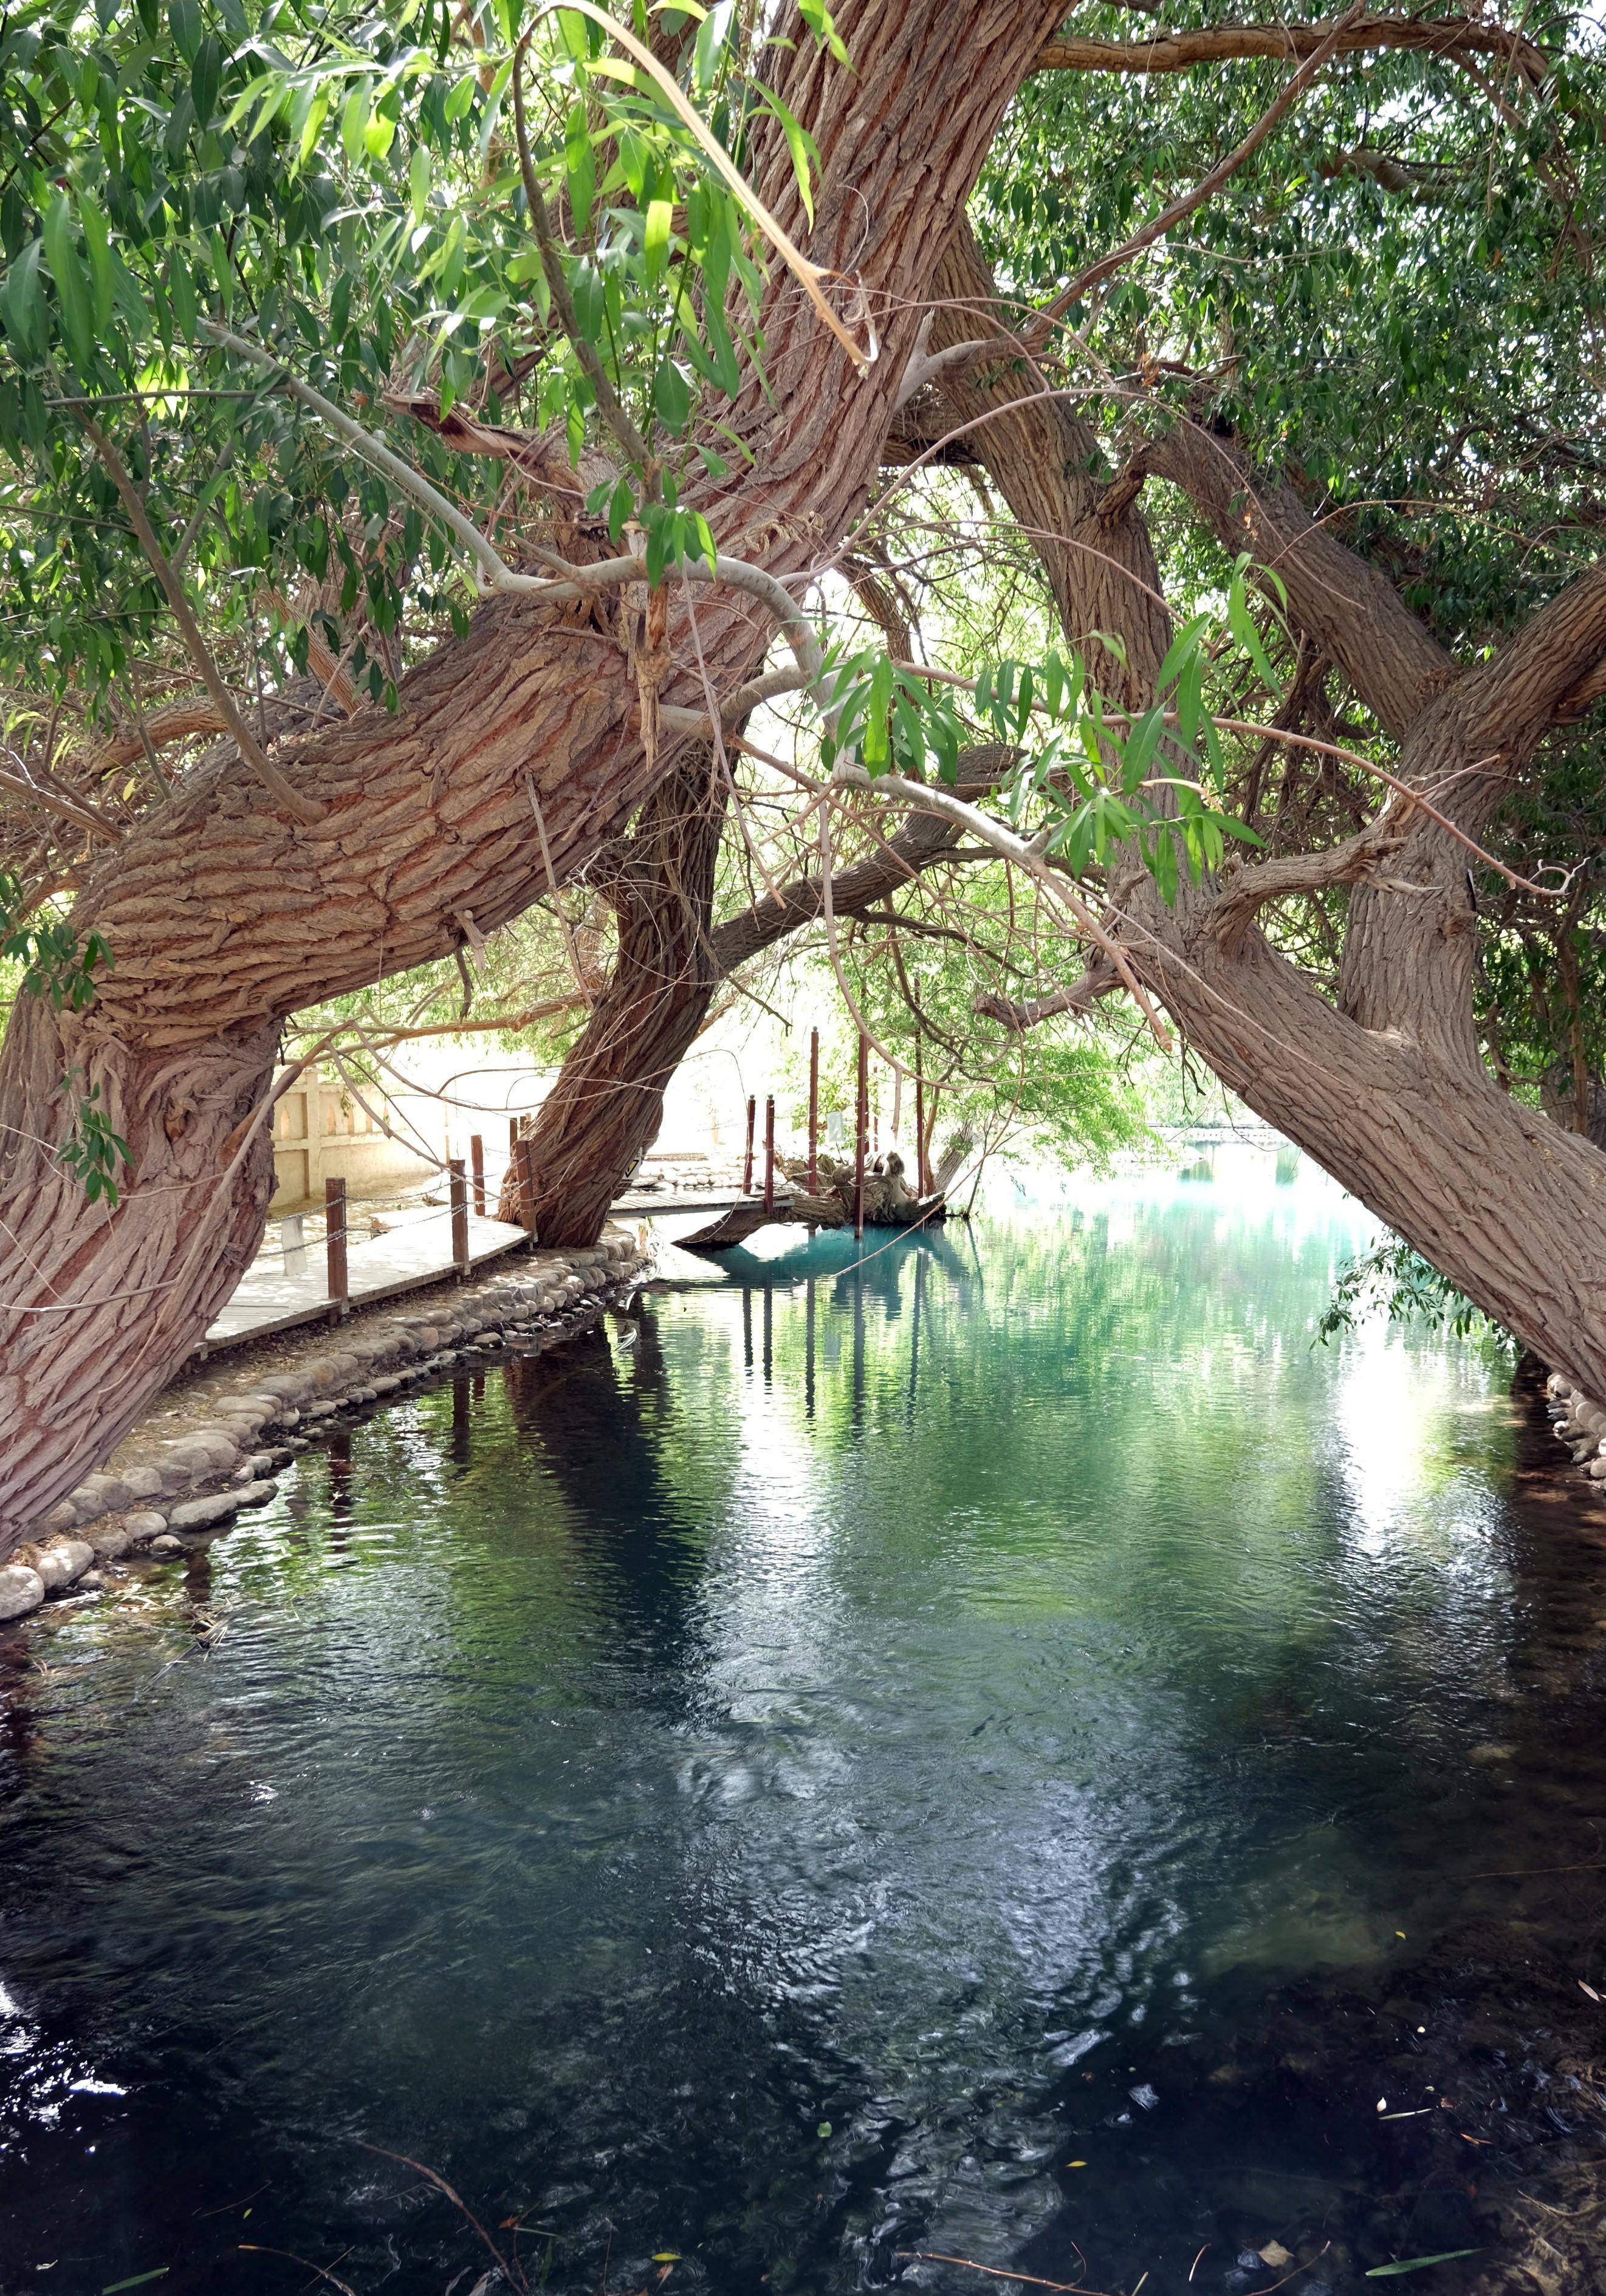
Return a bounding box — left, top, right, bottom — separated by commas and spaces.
4, 1159, 1606, 2296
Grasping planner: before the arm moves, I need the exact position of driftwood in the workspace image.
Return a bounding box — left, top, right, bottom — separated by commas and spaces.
677, 1151, 948, 1253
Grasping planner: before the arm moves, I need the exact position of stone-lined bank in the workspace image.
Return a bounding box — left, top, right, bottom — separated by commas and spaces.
0, 1227, 651, 1626
1543, 1370, 1606, 1481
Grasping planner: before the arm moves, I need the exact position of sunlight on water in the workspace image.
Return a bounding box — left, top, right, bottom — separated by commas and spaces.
2, 1150, 1602, 2296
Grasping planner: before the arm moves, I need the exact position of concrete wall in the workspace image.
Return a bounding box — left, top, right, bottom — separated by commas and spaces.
269, 1075, 441, 1212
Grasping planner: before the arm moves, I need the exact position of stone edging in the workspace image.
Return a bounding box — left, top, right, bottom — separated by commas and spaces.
1543, 1371, 1606, 1482
0, 1227, 652, 1627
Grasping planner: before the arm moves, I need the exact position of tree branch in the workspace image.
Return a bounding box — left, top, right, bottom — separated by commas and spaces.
1456, 557, 1606, 751
974, 960, 1120, 1030
1144, 415, 1453, 740
0, 761, 122, 842
1205, 816, 1407, 955
510, 51, 656, 483
1033, 13, 1550, 80
708, 745, 1014, 974
1020, 2, 1367, 347
77, 413, 327, 825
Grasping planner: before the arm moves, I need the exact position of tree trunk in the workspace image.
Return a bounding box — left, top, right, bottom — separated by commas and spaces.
0, 0, 1066, 1544
502, 751, 1012, 1246
936, 231, 1606, 1392
919, 217, 1172, 705
504, 749, 729, 1247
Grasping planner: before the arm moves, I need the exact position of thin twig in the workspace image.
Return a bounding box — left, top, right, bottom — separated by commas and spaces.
238, 2246, 357, 2296
894, 2252, 1110, 2296
355, 2142, 523, 2292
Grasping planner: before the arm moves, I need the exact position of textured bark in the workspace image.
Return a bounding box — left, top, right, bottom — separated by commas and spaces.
0, 0, 1068, 1541
1033, 16, 1549, 79
504, 750, 729, 1248
502, 750, 1012, 1246
919, 218, 1172, 705
941, 241, 1606, 1391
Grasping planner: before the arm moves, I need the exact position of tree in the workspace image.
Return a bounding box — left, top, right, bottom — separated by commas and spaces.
899, 30, 1606, 1395
2, 0, 1604, 1542
0, 0, 1069, 1535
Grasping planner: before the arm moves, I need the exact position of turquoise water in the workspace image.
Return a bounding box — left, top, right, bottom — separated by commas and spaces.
2, 1157, 1603, 2296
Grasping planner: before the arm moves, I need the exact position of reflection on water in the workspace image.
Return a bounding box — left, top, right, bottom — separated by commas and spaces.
3, 1159, 1606, 2296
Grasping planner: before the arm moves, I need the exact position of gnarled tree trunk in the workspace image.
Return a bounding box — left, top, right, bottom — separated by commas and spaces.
938, 230, 1606, 1392
505, 748, 729, 1247
503, 749, 1012, 1244
0, 0, 1069, 1543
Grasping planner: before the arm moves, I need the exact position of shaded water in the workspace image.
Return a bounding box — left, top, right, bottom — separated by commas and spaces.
5, 1162, 1606, 2296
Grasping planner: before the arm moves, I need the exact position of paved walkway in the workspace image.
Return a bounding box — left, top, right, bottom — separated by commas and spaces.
201, 1188, 808, 1354
203, 1206, 530, 1351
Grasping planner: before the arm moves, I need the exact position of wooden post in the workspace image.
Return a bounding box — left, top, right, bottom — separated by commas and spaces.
854, 1028, 868, 1239
808, 1027, 819, 1198
763, 1095, 775, 1212
324, 1176, 348, 1323
470, 1133, 486, 1218
448, 1157, 469, 1277
743, 1095, 756, 1193
517, 1137, 538, 1241
915, 1032, 927, 1196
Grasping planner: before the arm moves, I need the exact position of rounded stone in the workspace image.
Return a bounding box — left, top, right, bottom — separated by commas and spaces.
148, 1534, 184, 1557
35, 1539, 94, 1591
0, 1566, 46, 1620
164, 1434, 238, 1479
123, 1510, 168, 1543
78, 1473, 134, 1514
119, 1464, 165, 1501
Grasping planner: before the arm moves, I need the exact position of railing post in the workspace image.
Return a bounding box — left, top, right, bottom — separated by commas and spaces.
763, 1095, 775, 1212
324, 1176, 348, 1323
854, 1029, 868, 1239
470, 1133, 486, 1218
915, 1031, 927, 1196
517, 1137, 539, 1242
448, 1157, 469, 1277
808, 1027, 819, 1198
743, 1095, 756, 1193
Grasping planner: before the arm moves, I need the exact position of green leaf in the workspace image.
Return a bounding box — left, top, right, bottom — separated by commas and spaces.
799, 0, 849, 62
341, 78, 372, 167
1227, 567, 1283, 697
693, 1, 734, 95
166, 251, 198, 341
1153, 609, 1210, 696
1364, 2255, 1480, 2278
43, 195, 94, 369
755, 86, 818, 226
78, 192, 116, 331
191, 32, 222, 125
168, 0, 201, 61
862, 653, 893, 769
297, 89, 329, 168
409, 142, 433, 224
571, 259, 605, 344
102, 2272, 170, 2294
653, 358, 691, 431
643, 196, 671, 289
